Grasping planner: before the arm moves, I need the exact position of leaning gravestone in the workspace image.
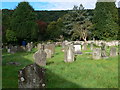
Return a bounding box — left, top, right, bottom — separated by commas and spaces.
64, 45, 75, 62
92, 48, 101, 60
110, 47, 117, 57
18, 63, 45, 88
33, 48, 46, 66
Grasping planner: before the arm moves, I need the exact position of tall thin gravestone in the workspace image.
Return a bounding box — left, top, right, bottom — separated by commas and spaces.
101, 42, 107, 58
82, 42, 87, 50
64, 45, 75, 62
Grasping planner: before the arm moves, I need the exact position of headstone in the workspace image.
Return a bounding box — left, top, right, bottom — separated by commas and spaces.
18, 63, 45, 88
33, 48, 46, 66
37, 43, 42, 50
26, 43, 32, 52
82, 42, 87, 50
101, 42, 107, 58
92, 48, 101, 60
110, 47, 117, 57
44, 49, 52, 58
44, 44, 55, 55
64, 45, 75, 62
90, 42, 94, 50
7, 48, 10, 53
9, 46, 17, 54
17, 46, 26, 52
74, 44, 82, 54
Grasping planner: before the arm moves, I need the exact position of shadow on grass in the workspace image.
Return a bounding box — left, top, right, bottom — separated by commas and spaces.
46, 69, 81, 88
2, 52, 34, 88
2, 51, 81, 88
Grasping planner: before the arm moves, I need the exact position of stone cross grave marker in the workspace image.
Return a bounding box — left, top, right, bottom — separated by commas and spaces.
18, 63, 45, 88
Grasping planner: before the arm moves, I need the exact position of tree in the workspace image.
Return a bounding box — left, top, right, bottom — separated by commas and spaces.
10, 1, 38, 42
93, 1, 119, 40
2, 9, 13, 43
36, 20, 47, 41
62, 4, 92, 41
72, 20, 92, 42
6, 30, 17, 44
47, 18, 64, 41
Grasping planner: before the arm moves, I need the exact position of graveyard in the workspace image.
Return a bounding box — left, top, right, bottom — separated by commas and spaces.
2, 42, 118, 88
2, 1, 119, 89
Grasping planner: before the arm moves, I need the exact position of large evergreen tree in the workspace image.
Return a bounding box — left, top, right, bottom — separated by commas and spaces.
93, 1, 119, 40
62, 4, 92, 41
10, 1, 38, 42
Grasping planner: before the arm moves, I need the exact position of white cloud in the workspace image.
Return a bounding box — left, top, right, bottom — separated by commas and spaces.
2, 0, 119, 2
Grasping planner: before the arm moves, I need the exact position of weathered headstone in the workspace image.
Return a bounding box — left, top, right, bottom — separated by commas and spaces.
110, 47, 117, 57
7, 48, 10, 53
44, 49, 52, 58
33, 48, 46, 66
18, 63, 45, 88
82, 42, 87, 50
8, 46, 17, 54
45, 44, 55, 55
64, 45, 75, 62
90, 42, 94, 50
26, 43, 32, 52
92, 48, 101, 60
17, 46, 26, 52
37, 43, 42, 50
101, 42, 107, 58
74, 44, 82, 55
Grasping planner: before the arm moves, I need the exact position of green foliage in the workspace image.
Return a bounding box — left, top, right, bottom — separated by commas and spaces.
62, 4, 93, 41
36, 10, 67, 23
10, 1, 38, 41
47, 18, 64, 41
93, 2, 119, 40
2, 9, 13, 43
6, 30, 17, 43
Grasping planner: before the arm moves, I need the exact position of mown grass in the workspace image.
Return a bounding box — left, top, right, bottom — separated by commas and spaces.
2, 46, 118, 88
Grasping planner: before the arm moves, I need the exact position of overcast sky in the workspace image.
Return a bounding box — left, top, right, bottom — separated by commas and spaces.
1, 0, 120, 10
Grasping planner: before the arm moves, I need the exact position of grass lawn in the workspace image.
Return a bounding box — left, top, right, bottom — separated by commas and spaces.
2, 46, 118, 88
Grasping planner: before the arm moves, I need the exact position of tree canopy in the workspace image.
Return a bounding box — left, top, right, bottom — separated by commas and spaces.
10, 1, 38, 42
93, 1, 119, 40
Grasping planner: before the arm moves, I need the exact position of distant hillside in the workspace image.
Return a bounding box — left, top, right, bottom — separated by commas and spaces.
2, 9, 94, 23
